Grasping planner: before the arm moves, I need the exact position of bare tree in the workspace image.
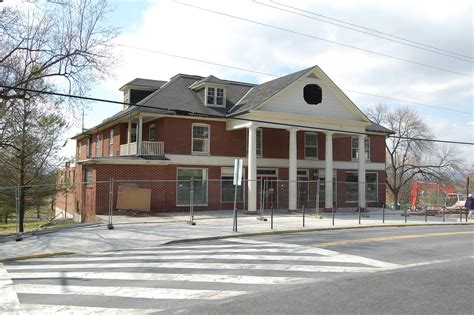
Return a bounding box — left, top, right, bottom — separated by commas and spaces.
367, 104, 462, 209
0, 0, 117, 147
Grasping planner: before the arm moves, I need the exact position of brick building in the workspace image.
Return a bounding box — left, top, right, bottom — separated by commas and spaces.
61, 65, 392, 222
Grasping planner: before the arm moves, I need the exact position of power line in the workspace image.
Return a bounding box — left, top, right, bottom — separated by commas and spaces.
174, 1, 473, 78
264, 0, 473, 61
2, 85, 473, 146
342, 89, 473, 115
114, 43, 472, 115
115, 44, 276, 77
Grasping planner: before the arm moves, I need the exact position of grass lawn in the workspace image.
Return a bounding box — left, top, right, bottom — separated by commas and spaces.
0, 207, 77, 236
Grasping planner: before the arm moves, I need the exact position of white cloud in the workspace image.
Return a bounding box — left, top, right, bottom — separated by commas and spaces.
66, 0, 473, 164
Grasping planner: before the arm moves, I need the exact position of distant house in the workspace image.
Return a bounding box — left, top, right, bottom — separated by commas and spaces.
60, 65, 392, 222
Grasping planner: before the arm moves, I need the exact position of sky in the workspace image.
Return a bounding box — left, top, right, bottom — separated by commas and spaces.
5, 0, 474, 163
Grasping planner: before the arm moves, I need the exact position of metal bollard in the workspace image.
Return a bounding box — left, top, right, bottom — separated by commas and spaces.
443, 209, 446, 222
358, 207, 361, 225
303, 206, 305, 227
382, 204, 385, 223
425, 208, 427, 223
234, 209, 238, 232
332, 207, 335, 226
188, 178, 196, 226
107, 178, 114, 230
271, 206, 274, 230
404, 208, 407, 223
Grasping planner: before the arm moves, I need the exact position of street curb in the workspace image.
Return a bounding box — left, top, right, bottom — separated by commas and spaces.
163, 222, 474, 245
0, 222, 104, 243
0, 252, 75, 263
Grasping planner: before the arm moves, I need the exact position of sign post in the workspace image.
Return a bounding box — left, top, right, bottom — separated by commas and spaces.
233, 159, 243, 232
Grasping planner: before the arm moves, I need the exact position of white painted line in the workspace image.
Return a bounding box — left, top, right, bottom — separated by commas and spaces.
387, 259, 452, 270
225, 239, 399, 268
6, 261, 377, 273
225, 238, 303, 248
20, 304, 161, 314
0, 263, 22, 313
33, 253, 378, 266
14, 283, 247, 300
8, 271, 320, 285
78, 247, 336, 257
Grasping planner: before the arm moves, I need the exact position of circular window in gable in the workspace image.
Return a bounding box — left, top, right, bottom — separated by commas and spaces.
303, 84, 322, 105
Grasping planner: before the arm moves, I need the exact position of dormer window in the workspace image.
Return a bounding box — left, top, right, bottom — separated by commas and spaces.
206, 87, 225, 107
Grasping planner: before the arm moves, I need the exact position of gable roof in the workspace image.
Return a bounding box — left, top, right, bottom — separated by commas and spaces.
227, 66, 314, 115
74, 66, 393, 139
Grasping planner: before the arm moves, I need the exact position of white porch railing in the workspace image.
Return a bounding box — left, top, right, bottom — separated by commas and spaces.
119, 142, 137, 156
119, 141, 164, 156
140, 141, 164, 156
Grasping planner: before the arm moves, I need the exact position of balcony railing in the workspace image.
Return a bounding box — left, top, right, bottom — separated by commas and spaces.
119, 141, 164, 157
141, 141, 164, 156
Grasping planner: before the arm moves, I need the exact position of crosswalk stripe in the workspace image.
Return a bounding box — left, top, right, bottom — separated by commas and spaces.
29, 253, 370, 265
6, 261, 377, 273
0, 263, 22, 312
224, 239, 399, 269
19, 304, 161, 314
14, 283, 247, 300
79, 247, 332, 256
8, 271, 319, 285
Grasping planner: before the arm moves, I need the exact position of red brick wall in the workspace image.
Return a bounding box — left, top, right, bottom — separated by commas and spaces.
75, 117, 387, 163
73, 163, 387, 220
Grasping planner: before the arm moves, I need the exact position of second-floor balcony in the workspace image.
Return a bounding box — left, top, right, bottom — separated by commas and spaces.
120, 141, 164, 157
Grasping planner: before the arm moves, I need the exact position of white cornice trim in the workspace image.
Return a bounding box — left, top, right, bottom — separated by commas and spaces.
77, 154, 385, 170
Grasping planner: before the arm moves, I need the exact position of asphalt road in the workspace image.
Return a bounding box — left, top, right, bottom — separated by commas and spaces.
183, 225, 474, 314
1, 225, 473, 314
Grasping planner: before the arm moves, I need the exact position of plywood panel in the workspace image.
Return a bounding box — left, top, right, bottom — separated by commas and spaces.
116, 185, 151, 211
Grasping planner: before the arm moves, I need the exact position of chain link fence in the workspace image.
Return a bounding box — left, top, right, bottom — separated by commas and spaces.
0, 182, 82, 238
1, 178, 470, 237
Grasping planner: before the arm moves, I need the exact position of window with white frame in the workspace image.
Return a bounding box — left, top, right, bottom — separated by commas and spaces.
206, 87, 225, 106
177, 168, 208, 206
86, 138, 91, 159
221, 167, 244, 203
149, 124, 156, 141
192, 124, 210, 154
77, 141, 82, 160
246, 128, 263, 157
109, 129, 114, 156
84, 168, 93, 187
345, 172, 378, 203
304, 132, 318, 159
319, 176, 337, 204
95, 134, 101, 157
351, 137, 370, 160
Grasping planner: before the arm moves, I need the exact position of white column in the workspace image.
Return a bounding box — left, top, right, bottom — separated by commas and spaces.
127, 120, 132, 155
358, 134, 366, 209
288, 128, 297, 211
247, 126, 257, 213
325, 132, 334, 210
138, 115, 143, 155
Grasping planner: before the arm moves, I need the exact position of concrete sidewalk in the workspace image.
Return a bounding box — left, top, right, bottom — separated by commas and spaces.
0, 209, 471, 261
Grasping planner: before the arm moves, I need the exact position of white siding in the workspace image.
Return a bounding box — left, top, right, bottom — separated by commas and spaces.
258, 76, 363, 121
